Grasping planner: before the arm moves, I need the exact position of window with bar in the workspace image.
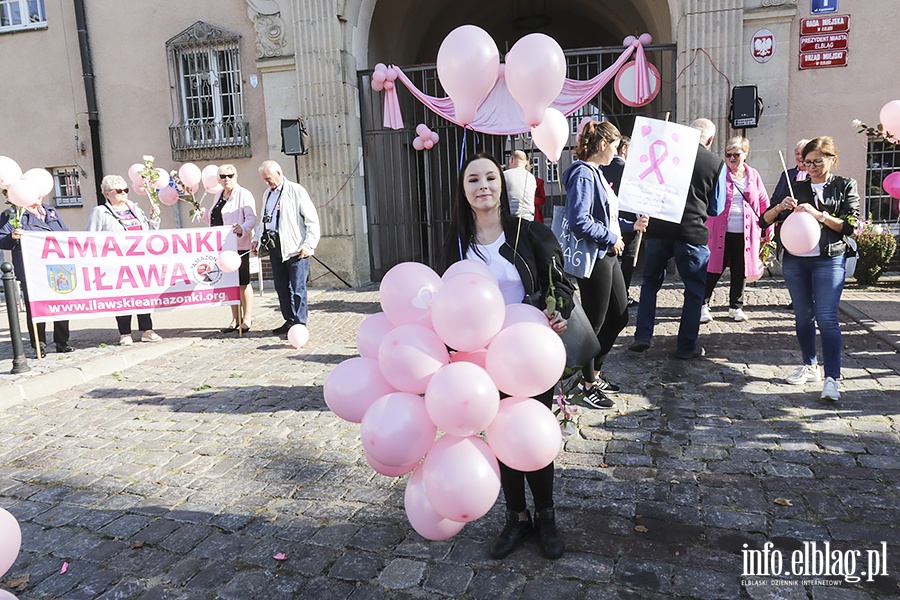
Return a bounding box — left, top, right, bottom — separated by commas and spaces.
53, 167, 82, 207
166, 22, 250, 161
0, 0, 45, 33
865, 138, 900, 223
546, 161, 559, 183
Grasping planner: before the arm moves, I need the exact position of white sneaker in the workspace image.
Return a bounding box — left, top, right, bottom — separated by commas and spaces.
141, 330, 162, 342
729, 308, 748, 322
119, 335, 133, 346
700, 305, 713, 324
785, 364, 821, 385
821, 377, 840, 401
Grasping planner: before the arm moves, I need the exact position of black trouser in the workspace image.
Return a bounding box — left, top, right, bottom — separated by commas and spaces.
619, 230, 641, 290
704, 232, 746, 309
498, 389, 554, 512
21, 281, 69, 349
116, 313, 153, 335
577, 252, 629, 380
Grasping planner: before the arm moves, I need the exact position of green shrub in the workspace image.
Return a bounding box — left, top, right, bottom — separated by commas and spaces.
855, 229, 897, 285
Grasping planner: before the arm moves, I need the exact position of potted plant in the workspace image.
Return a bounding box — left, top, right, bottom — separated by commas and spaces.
853, 217, 897, 285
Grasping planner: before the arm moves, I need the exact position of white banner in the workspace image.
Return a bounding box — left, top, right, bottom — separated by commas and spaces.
618, 116, 700, 223
20, 227, 239, 323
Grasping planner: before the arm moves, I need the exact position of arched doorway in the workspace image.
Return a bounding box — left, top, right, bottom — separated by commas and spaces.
355, 0, 677, 280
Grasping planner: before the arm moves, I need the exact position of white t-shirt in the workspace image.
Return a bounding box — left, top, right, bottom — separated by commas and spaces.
466, 233, 526, 305
727, 176, 747, 233
504, 167, 536, 220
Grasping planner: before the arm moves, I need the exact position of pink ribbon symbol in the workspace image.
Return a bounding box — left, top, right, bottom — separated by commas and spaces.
639, 140, 669, 184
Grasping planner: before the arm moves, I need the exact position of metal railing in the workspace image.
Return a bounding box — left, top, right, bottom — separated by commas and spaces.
169, 120, 251, 162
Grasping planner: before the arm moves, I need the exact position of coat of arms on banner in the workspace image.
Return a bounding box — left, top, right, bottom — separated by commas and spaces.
47, 265, 77, 294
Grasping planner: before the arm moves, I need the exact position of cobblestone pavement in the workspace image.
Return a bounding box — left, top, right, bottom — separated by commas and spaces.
0, 279, 899, 599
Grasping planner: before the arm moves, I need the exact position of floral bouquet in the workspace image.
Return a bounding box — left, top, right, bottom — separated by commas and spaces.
136, 155, 163, 208
554, 388, 579, 437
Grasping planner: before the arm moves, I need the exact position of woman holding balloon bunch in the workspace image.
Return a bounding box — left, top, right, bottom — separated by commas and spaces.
206, 164, 257, 333
562, 120, 647, 407
759, 136, 859, 401
438, 152, 574, 560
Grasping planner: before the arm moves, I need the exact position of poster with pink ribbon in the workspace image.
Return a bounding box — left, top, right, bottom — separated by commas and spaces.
618, 117, 700, 223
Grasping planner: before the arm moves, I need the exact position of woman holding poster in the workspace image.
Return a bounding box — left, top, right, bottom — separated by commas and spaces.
88, 175, 162, 345
759, 136, 859, 401
562, 121, 646, 408
701, 137, 771, 323
207, 164, 257, 333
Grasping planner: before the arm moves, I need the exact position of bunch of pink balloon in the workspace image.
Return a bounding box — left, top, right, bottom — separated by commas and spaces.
0, 157, 53, 207
370, 63, 398, 93
0, 507, 21, 585
412, 124, 439, 151
323, 260, 566, 540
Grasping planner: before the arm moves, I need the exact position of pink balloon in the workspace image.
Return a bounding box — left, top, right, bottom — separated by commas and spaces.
361, 392, 437, 467
323, 357, 396, 423
288, 324, 310, 348
178, 163, 202, 188
216, 250, 241, 273
384, 80, 395, 91
430, 131, 439, 144
127, 163, 144, 185
356, 312, 395, 359
436, 25, 500, 126
880, 100, 900, 138
883, 172, 900, 199
158, 185, 180, 206
486, 322, 566, 397
449, 348, 488, 369
7, 179, 38, 207
366, 451, 418, 477
502, 303, 551, 330
135, 186, 147, 195
371, 79, 384, 92
374, 63, 387, 73
531, 108, 569, 163
377, 324, 450, 394
505, 34, 567, 127
385, 66, 398, 81
0, 156, 22, 189
404, 465, 466, 540
24, 168, 54, 198
416, 124, 430, 138
201, 165, 222, 194
430, 273, 505, 352
372, 70, 386, 85
425, 362, 500, 437
412, 137, 425, 151
422, 435, 501, 522
780, 211, 822, 255
423, 139, 434, 150
0, 590, 19, 600
0, 507, 21, 578
442, 259, 497, 284
486, 397, 562, 472
154, 168, 171, 189
379, 262, 442, 327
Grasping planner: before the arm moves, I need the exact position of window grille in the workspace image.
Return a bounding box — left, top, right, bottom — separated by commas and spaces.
53, 167, 82, 207
865, 138, 900, 223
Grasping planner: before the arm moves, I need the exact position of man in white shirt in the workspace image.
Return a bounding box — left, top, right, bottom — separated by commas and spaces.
504, 150, 537, 220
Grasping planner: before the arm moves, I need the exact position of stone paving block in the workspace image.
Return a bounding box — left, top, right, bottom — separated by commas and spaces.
469, 568, 527, 600
328, 550, 383, 582
672, 566, 742, 599
218, 570, 307, 600
613, 556, 673, 593
422, 562, 474, 597
377, 557, 426, 589
703, 508, 768, 533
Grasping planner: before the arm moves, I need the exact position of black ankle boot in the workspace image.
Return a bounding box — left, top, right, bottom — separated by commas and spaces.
489, 510, 532, 559
534, 508, 565, 559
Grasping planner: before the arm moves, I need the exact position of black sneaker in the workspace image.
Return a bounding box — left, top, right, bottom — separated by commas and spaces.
489, 510, 533, 559
272, 322, 292, 335
627, 339, 651, 353
671, 346, 706, 360
593, 374, 621, 394
580, 386, 614, 409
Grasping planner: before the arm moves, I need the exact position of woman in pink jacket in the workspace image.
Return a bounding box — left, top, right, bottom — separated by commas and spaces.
701, 137, 771, 323
207, 164, 258, 332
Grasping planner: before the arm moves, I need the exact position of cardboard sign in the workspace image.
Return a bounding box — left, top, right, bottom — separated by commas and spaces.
20, 227, 239, 322
617, 117, 701, 223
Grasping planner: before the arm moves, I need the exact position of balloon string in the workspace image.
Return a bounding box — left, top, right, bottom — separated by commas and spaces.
778, 150, 795, 200
458, 128, 468, 171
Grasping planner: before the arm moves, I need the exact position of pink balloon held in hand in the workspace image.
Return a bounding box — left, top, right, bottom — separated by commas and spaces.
216, 250, 241, 273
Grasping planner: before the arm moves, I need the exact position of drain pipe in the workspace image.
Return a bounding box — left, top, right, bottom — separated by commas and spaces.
73, 0, 104, 204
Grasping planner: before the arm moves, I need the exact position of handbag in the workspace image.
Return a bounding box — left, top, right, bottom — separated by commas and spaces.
550, 204, 600, 279
559, 297, 601, 372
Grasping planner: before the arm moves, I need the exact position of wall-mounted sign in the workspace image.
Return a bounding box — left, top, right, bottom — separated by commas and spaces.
811, 0, 838, 14
799, 33, 848, 53
799, 50, 847, 70
751, 29, 775, 63
800, 14, 850, 36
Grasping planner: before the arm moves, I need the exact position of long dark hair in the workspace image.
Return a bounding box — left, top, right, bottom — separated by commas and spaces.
443, 152, 511, 262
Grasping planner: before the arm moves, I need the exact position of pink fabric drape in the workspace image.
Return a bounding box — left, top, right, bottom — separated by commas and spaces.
384, 41, 644, 135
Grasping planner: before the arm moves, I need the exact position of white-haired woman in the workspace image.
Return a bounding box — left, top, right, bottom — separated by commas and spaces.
87, 174, 162, 345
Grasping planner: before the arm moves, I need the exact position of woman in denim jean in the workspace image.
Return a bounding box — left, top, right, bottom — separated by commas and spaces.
759, 137, 860, 401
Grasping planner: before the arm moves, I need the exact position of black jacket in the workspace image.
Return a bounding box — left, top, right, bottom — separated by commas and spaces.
645, 144, 724, 245
438, 216, 575, 319
763, 174, 860, 258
